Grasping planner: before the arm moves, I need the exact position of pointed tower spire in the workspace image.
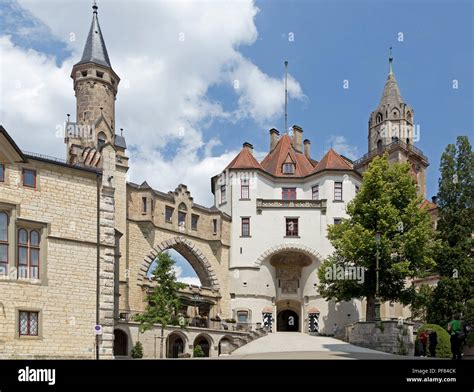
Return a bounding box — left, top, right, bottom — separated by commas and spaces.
76, 2, 112, 68
379, 48, 403, 106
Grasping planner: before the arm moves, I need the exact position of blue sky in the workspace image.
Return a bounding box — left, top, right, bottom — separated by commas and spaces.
2, 0, 471, 200
0, 0, 472, 282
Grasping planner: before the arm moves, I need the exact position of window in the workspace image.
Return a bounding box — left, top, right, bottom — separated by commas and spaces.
18, 228, 40, 279
333, 218, 342, 225
142, 197, 147, 213
165, 206, 173, 222
220, 185, 227, 204
241, 178, 249, 199
191, 214, 199, 230
96, 71, 104, 78
282, 188, 297, 200
286, 218, 299, 237
334, 182, 343, 201
0, 212, 8, 276
178, 211, 186, 228
23, 169, 36, 189
312, 185, 319, 200
282, 163, 295, 174
212, 219, 218, 234
376, 113, 383, 123
377, 139, 382, 151
237, 310, 249, 323
97, 132, 107, 148
0, 164, 4, 182
355, 185, 360, 194
241, 218, 250, 237
19, 311, 39, 336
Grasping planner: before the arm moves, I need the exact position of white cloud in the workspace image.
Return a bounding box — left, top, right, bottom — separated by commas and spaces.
326, 135, 359, 160
173, 265, 201, 287
1, 1, 303, 206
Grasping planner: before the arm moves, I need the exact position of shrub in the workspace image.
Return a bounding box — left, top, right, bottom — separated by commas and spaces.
466, 332, 474, 347
417, 324, 451, 358
193, 344, 205, 357
464, 299, 474, 328
131, 341, 143, 359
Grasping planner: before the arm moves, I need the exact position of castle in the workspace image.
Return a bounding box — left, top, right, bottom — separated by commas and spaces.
0, 5, 436, 358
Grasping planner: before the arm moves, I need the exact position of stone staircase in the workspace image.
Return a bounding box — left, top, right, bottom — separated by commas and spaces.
226, 328, 267, 354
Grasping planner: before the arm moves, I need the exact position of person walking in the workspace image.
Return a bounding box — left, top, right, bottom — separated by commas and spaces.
428, 329, 438, 357
448, 313, 464, 360
419, 330, 428, 357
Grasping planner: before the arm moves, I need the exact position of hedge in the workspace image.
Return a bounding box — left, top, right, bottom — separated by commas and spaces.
416, 324, 451, 358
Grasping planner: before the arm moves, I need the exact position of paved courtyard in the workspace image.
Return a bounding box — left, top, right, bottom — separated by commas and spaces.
229, 332, 400, 359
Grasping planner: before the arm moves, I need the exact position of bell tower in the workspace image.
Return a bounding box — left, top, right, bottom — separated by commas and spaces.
354, 51, 429, 196
66, 2, 120, 159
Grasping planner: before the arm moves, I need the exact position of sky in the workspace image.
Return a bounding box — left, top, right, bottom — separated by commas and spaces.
0, 0, 472, 283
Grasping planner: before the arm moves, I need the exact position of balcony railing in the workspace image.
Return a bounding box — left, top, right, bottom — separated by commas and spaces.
353, 140, 428, 167
256, 198, 327, 209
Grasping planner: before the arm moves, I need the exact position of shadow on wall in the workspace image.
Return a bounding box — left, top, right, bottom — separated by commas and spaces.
322, 300, 360, 335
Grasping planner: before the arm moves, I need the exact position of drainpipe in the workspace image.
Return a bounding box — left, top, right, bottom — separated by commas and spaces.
96, 173, 101, 360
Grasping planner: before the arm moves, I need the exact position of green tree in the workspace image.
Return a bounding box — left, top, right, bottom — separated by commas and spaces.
135, 252, 186, 358
318, 155, 435, 321
427, 136, 474, 326
410, 284, 434, 321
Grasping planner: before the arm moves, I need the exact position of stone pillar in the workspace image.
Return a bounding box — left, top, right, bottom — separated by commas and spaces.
98, 145, 117, 359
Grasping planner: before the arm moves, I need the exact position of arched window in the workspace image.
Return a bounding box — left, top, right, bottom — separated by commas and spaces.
0, 212, 8, 275
17, 228, 41, 279
178, 203, 187, 229
97, 132, 107, 149
376, 113, 383, 123
377, 139, 383, 151
407, 111, 412, 123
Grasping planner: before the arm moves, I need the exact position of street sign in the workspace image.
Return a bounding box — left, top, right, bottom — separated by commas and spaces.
94, 324, 103, 335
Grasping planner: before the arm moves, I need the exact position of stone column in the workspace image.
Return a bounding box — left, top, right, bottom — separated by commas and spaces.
98, 145, 117, 358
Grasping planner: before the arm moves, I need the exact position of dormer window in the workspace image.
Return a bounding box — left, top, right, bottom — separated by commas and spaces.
282, 163, 295, 174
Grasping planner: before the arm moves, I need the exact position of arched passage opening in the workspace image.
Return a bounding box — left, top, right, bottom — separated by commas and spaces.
167, 332, 187, 358
193, 334, 211, 357
113, 329, 128, 356
218, 336, 232, 356
276, 300, 301, 332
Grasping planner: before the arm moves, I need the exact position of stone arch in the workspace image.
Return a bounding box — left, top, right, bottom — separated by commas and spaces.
137, 236, 220, 290
218, 335, 234, 356
193, 333, 213, 357
254, 244, 324, 268
166, 331, 188, 358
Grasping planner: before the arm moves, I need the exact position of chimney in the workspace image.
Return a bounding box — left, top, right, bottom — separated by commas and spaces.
269, 128, 280, 151
431, 195, 438, 205
243, 142, 254, 155
292, 125, 303, 152
303, 139, 311, 159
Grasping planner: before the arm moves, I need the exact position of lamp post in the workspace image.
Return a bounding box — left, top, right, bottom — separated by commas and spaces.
374, 231, 381, 322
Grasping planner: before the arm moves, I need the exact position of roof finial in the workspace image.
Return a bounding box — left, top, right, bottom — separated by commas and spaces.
284, 60, 288, 134
93, 1, 98, 14
389, 46, 393, 75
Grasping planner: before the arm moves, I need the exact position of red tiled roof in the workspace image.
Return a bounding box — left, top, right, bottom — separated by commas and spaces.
420, 199, 437, 211
260, 134, 315, 177
225, 146, 262, 170
313, 148, 353, 173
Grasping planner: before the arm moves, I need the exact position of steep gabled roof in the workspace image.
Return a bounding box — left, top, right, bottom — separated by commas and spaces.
75, 4, 112, 68
420, 199, 437, 211
312, 148, 353, 173
260, 134, 315, 177
225, 146, 262, 170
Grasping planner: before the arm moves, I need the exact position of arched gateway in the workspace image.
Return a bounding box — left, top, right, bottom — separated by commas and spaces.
137, 236, 220, 290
